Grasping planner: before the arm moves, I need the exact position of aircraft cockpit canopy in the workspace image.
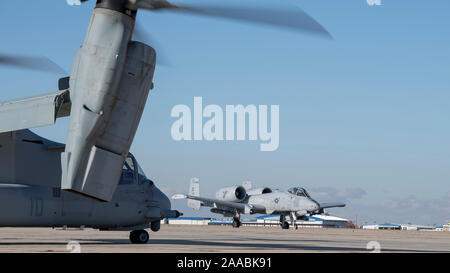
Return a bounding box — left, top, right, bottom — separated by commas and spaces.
288, 187, 311, 198
119, 153, 151, 185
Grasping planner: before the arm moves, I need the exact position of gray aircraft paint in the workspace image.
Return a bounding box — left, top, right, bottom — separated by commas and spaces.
0, 90, 70, 134
247, 192, 318, 215
0, 130, 178, 230
0, 0, 331, 204
0, 7, 155, 203
62, 7, 155, 202
172, 179, 344, 224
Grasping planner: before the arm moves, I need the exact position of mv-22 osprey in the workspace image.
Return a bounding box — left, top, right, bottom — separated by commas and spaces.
0, 1, 330, 242
174, 179, 345, 229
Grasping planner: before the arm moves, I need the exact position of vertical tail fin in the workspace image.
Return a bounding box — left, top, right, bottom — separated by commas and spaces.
187, 177, 201, 210
242, 181, 252, 190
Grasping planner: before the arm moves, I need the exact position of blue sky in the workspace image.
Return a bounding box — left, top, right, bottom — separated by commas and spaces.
0, 0, 449, 225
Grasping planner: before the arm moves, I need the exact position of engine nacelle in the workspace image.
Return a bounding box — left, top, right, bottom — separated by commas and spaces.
215, 186, 247, 202
61, 8, 156, 202
246, 187, 272, 196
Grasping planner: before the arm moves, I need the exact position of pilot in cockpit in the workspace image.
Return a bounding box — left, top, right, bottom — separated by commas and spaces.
287, 187, 311, 198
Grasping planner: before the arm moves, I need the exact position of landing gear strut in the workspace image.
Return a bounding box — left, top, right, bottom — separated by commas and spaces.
232, 217, 241, 228
129, 229, 149, 244
290, 211, 298, 230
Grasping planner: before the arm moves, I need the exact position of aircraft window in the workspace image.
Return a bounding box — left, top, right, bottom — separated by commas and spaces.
136, 162, 146, 177
298, 189, 306, 197
288, 187, 310, 197
122, 161, 131, 171
125, 157, 135, 171
302, 188, 311, 198
119, 157, 135, 185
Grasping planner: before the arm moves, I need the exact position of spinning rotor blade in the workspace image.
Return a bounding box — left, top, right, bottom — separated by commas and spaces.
135, 0, 332, 38
133, 22, 171, 66
0, 54, 66, 74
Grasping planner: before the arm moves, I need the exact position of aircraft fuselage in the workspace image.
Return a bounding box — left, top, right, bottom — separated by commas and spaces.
0, 130, 175, 230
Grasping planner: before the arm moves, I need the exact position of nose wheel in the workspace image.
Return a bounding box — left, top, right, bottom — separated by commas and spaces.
130, 230, 149, 244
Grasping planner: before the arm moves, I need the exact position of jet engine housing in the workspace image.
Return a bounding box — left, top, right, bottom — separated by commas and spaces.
246, 187, 272, 196
215, 186, 247, 202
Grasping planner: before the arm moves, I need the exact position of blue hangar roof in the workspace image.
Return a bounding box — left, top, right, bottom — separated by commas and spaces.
378, 223, 401, 227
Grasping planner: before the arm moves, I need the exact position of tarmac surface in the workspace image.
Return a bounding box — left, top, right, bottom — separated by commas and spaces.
0, 225, 448, 253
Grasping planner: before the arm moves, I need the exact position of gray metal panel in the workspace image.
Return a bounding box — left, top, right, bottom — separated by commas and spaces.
62, 145, 124, 202
187, 178, 200, 210
185, 195, 264, 213
185, 195, 245, 210
61, 8, 141, 201
0, 90, 71, 133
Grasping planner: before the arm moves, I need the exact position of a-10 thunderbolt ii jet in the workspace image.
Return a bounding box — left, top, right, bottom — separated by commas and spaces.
0, 129, 182, 244
173, 179, 345, 229
0, 0, 331, 202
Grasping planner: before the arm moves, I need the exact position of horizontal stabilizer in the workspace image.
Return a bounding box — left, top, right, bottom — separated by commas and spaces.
0, 89, 71, 133
172, 194, 187, 200
242, 181, 252, 190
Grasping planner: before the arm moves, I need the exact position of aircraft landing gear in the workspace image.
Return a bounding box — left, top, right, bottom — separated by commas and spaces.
281, 221, 290, 229
290, 211, 298, 230
129, 229, 149, 244
232, 217, 241, 228
279, 214, 289, 229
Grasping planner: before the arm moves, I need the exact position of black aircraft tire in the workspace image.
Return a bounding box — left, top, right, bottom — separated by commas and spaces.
130, 230, 149, 244
129, 231, 137, 243
232, 219, 241, 228
281, 222, 290, 229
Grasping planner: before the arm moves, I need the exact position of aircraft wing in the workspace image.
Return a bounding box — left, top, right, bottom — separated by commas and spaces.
0, 89, 71, 134
319, 202, 346, 209
173, 194, 265, 214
